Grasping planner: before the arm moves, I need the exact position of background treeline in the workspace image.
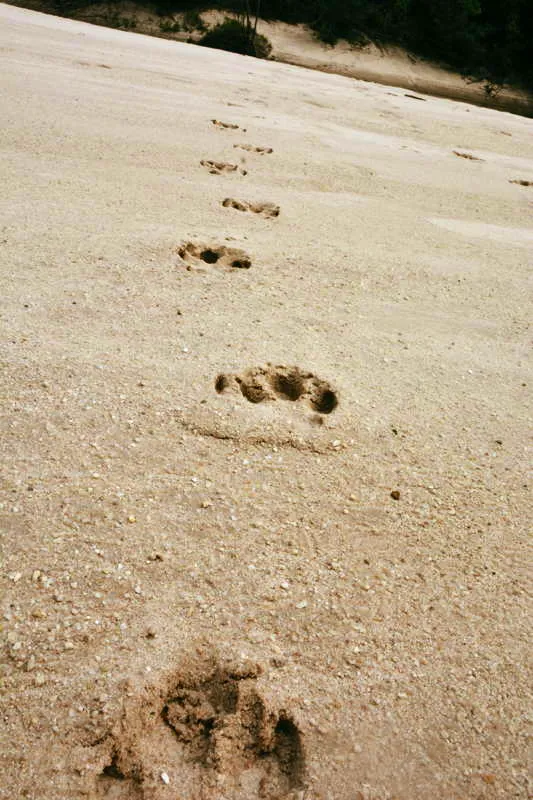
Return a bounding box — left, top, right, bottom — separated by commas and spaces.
57, 0, 533, 90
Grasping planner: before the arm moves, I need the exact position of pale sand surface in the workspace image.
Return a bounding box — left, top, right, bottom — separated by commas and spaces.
0, 5, 532, 799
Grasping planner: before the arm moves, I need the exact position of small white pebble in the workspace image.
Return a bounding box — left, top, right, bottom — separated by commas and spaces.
160, 772, 170, 785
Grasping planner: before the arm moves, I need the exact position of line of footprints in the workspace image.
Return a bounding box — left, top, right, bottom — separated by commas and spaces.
185, 119, 277, 270
180, 117, 532, 425
179, 118, 339, 424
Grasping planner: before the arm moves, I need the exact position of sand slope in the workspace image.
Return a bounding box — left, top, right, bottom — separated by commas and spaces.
0, 5, 532, 799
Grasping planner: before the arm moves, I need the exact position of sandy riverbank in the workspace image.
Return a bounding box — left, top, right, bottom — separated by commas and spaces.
0, 4, 532, 798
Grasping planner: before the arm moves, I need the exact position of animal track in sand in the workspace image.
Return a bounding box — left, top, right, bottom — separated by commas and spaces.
97, 659, 305, 800
222, 198, 280, 218
162, 667, 304, 796
178, 242, 252, 271
509, 179, 532, 187
453, 151, 484, 161
76, 60, 112, 69
200, 159, 247, 176
215, 364, 338, 415
233, 144, 273, 155
211, 119, 246, 131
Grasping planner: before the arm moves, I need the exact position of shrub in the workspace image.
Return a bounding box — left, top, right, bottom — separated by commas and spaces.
199, 18, 272, 58
104, 10, 137, 29
159, 18, 182, 32
182, 9, 207, 31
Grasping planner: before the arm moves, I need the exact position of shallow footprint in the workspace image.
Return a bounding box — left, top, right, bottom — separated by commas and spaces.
178, 242, 252, 271
212, 119, 246, 131
222, 198, 280, 218
233, 144, 273, 155
215, 364, 338, 416
200, 159, 247, 176
453, 150, 484, 162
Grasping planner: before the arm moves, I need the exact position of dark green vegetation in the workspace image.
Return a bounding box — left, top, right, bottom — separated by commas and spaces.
199, 18, 272, 57
48, 0, 533, 90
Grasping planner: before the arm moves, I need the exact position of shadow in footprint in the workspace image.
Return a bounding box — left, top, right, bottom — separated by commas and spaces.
509, 178, 532, 187
178, 242, 252, 271
200, 159, 247, 176
222, 198, 280, 218
97, 753, 142, 799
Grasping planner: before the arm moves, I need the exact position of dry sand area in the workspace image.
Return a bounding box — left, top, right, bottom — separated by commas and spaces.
1, 5, 532, 799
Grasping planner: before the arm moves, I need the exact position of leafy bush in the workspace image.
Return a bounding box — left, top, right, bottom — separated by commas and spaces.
104, 10, 137, 29
199, 18, 272, 58
182, 9, 207, 31
159, 17, 182, 32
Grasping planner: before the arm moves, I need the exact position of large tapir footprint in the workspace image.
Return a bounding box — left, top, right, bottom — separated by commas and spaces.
97, 660, 305, 800
201, 159, 247, 176
216, 364, 338, 415
178, 242, 252, 271
222, 198, 280, 218
234, 143, 273, 155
